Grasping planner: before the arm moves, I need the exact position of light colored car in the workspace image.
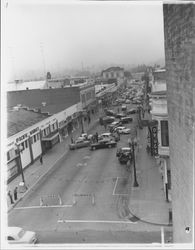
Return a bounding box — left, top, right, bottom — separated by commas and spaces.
69, 138, 90, 150
125, 99, 131, 104
114, 126, 131, 134
7, 227, 37, 244
78, 133, 93, 140
99, 132, 112, 140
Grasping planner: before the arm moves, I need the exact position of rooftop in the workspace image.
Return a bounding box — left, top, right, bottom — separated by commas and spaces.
102, 67, 124, 73
7, 88, 80, 115
7, 109, 47, 137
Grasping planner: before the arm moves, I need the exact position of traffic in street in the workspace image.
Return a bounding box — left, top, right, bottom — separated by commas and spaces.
8, 84, 163, 244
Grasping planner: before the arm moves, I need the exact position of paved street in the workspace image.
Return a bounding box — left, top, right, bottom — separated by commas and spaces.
7, 105, 172, 244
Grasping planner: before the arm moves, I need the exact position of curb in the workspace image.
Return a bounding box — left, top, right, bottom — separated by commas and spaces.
127, 208, 173, 227
8, 118, 99, 213
8, 146, 69, 213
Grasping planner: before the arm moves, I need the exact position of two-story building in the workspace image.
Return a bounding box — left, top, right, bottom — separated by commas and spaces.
149, 69, 171, 202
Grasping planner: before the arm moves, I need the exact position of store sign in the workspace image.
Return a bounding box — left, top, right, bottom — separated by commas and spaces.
151, 126, 158, 156
16, 133, 28, 143
29, 127, 39, 135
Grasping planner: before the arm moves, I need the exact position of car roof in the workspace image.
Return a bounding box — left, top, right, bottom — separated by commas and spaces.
121, 147, 131, 150
8, 227, 22, 235
101, 133, 111, 136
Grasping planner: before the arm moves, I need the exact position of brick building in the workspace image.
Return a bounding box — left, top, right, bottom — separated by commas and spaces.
163, 3, 195, 243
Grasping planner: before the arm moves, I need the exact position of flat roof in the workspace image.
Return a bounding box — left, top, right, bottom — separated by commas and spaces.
7, 109, 47, 137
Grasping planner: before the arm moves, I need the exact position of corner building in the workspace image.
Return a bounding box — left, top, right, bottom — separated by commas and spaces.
163, 3, 195, 243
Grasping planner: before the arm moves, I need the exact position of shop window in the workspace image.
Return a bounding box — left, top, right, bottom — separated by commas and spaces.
161, 120, 169, 146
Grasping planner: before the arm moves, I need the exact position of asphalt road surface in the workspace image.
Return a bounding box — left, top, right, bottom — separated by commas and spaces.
8, 105, 162, 244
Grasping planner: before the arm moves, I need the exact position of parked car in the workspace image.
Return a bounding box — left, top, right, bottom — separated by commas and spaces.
127, 108, 137, 115
108, 121, 122, 131
99, 132, 120, 142
105, 109, 116, 116
115, 113, 126, 119
120, 116, 133, 124
90, 138, 117, 150
7, 227, 37, 244
121, 105, 127, 111
69, 138, 90, 150
113, 126, 131, 134
125, 99, 131, 104
116, 147, 132, 164
78, 133, 93, 141
99, 116, 115, 125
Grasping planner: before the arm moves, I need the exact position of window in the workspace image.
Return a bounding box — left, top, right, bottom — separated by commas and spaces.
34, 135, 37, 143
161, 120, 169, 146
25, 140, 28, 148
37, 133, 40, 140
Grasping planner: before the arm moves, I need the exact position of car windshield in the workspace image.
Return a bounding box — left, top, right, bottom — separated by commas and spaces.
18, 229, 25, 238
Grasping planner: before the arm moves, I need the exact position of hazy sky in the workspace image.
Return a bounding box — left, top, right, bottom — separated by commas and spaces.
5, 0, 165, 79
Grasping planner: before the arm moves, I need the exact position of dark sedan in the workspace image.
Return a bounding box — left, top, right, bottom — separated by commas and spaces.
90, 138, 117, 150
127, 109, 137, 115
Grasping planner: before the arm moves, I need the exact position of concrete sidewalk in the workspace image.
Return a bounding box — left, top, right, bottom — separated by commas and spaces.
7, 112, 100, 212
128, 126, 172, 227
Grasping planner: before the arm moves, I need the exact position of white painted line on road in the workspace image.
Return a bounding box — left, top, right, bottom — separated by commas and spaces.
76, 163, 83, 167
58, 194, 62, 205
112, 177, 119, 195
57, 219, 136, 224
112, 177, 129, 196
113, 193, 129, 196
83, 155, 90, 160
14, 204, 73, 210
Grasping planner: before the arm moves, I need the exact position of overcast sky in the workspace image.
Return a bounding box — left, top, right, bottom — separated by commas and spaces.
5, 0, 165, 79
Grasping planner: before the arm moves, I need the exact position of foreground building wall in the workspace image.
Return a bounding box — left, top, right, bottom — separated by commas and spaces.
163, 3, 195, 243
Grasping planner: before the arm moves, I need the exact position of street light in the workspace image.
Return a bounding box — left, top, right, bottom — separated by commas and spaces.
80, 111, 85, 134
129, 137, 139, 187
15, 144, 27, 192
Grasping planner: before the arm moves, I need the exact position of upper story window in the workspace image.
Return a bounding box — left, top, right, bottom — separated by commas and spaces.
161, 120, 169, 146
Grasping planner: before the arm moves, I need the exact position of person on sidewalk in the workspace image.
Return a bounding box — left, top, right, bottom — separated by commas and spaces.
40, 155, 43, 165
8, 191, 14, 204
14, 187, 18, 201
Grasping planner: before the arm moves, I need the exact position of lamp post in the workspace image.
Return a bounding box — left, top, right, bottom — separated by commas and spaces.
129, 137, 139, 187
80, 111, 85, 134
15, 144, 27, 192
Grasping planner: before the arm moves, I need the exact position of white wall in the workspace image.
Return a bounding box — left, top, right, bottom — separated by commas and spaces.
31, 135, 42, 160
20, 141, 31, 168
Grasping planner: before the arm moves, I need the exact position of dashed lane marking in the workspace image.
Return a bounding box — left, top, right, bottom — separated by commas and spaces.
57, 219, 136, 224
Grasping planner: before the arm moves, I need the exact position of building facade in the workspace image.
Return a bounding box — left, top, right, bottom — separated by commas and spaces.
163, 3, 195, 243
6, 83, 96, 183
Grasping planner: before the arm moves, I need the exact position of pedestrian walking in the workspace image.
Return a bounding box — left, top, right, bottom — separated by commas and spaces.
8, 191, 14, 204
71, 136, 74, 143
14, 187, 18, 201
40, 155, 43, 165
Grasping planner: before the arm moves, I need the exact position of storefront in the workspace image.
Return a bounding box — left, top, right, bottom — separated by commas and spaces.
41, 119, 59, 153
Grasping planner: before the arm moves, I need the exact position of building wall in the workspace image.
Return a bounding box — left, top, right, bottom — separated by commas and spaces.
163, 3, 195, 243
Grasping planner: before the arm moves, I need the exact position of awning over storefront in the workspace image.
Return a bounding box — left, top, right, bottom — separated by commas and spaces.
41, 131, 59, 141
